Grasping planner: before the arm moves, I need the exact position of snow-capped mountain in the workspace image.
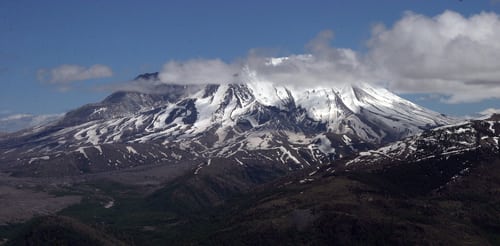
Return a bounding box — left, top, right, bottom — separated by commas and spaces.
0, 73, 454, 177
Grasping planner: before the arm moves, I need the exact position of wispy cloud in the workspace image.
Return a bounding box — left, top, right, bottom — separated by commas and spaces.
38, 64, 113, 85
0, 113, 63, 133
159, 59, 240, 85
479, 108, 500, 116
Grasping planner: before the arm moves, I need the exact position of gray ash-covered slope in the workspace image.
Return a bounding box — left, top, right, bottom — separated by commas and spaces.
0, 73, 452, 177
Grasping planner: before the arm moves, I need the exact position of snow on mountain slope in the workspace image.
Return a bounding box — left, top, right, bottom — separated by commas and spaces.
0, 73, 455, 176
344, 118, 499, 169
290, 116, 500, 198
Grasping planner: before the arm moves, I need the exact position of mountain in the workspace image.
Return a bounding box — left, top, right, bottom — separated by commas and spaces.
2, 71, 498, 245
0, 73, 452, 178
0, 113, 62, 133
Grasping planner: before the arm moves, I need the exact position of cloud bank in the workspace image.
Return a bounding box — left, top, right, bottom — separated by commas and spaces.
38, 64, 113, 84
154, 10, 500, 103
368, 10, 500, 103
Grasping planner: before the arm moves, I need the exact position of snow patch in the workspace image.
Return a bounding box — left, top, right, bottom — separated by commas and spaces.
287, 131, 309, 144
76, 147, 89, 159
299, 178, 314, 184
28, 156, 50, 164
278, 146, 300, 164
194, 163, 204, 175
359, 151, 371, 156
94, 145, 103, 155
488, 121, 497, 134
91, 107, 108, 116
246, 133, 272, 150
315, 134, 336, 154
454, 127, 474, 134
342, 135, 352, 144
235, 158, 244, 166
104, 200, 115, 209
126, 146, 139, 155
171, 152, 182, 160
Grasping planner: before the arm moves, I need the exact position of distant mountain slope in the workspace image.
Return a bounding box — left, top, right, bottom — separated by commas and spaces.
0, 113, 62, 133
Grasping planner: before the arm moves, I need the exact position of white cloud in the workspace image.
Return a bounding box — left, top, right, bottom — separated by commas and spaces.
478, 108, 500, 116
367, 10, 500, 103
38, 64, 113, 84
246, 30, 368, 88
158, 30, 367, 89
154, 10, 500, 104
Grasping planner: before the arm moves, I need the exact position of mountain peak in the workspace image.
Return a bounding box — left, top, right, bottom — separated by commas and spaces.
134, 72, 159, 81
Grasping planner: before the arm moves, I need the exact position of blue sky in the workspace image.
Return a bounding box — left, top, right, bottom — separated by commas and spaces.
1, 0, 500, 117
